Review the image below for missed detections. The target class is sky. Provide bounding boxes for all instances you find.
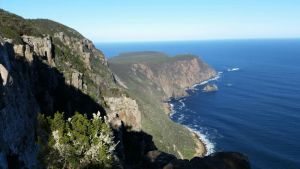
[1,0,300,42]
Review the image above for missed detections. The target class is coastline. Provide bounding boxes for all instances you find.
[164,101,207,157]
[164,75,222,157]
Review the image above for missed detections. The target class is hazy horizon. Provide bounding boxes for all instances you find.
[1,0,300,42]
[94,37,300,43]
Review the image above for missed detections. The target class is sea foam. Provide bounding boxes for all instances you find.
[227,67,240,72]
[186,126,215,155]
[192,71,222,88]
[169,101,216,156]
[178,99,186,110]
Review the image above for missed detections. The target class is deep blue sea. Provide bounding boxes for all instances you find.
[96,39,300,169]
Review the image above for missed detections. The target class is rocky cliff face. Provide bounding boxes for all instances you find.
[0,33,143,168]
[130,56,216,99]
[0,10,142,168]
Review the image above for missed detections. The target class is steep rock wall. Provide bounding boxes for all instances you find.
[0,38,39,169]
[0,31,141,168]
[131,57,216,99]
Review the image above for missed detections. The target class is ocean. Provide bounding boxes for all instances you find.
[96,39,300,169]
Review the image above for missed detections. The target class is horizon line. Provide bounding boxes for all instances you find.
[94,37,300,43]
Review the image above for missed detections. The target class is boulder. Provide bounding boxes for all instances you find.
[203,84,218,92]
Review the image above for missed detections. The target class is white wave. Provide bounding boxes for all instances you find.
[186,127,215,156]
[227,67,240,72]
[199,80,209,86]
[177,114,185,123]
[178,99,186,110]
[170,103,174,109]
[168,102,215,156]
[192,72,222,88]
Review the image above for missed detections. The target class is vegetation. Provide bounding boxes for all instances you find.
[0,9,38,43]
[0,9,83,43]
[109,52,199,159]
[37,112,116,169]
[54,40,87,73]
[109,51,198,64]
[109,51,169,64]
[0,8,123,103]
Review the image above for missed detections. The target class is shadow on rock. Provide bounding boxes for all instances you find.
[116,125,177,169]
[31,56,106,118]
[164,152,251,169]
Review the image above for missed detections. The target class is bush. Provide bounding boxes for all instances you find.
[37,112,116,169]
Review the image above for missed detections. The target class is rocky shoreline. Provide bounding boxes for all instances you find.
[165,100,207,158]
[165,77,222,158]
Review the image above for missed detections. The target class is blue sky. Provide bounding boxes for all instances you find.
[1,0,300,42]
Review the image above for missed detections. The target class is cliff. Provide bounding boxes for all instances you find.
[109,52,216,159]
[110,52,216,100]
[0,9,133,168]
[0,37,39,169]
[0,9,250,169]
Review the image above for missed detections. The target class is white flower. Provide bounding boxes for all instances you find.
[93,111,102,120]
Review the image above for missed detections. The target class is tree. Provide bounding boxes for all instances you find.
[37,112,117,169]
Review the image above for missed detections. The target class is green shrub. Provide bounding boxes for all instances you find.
[37,112,116,169]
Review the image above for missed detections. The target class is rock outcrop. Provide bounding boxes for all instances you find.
[105,96,142,131]
[11,35,55,65]
[203,84,218,92]
[54,31,106,68]
[21,35,54,64]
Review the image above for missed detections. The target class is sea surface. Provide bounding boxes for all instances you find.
[96,39,300,169]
